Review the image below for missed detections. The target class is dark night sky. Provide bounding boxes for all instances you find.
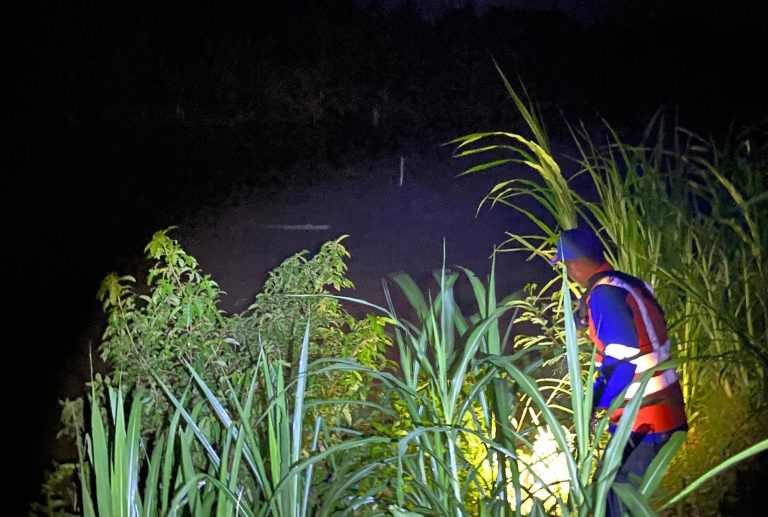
[10,0,767,511]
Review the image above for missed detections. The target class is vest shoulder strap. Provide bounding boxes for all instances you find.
[576,270,665,324]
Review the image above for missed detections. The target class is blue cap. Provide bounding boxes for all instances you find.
[550,228,605,264]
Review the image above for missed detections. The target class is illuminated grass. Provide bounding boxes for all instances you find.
[452,68,767,513]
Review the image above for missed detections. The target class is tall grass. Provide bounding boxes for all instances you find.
[452,67,768,512]
[77,321,391,516]
[313,256,704,516]
[74,257,768,515]
[568,121,767,401]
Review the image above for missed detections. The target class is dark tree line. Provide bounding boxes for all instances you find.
[21,1,766,185]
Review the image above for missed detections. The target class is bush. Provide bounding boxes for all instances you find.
[34,230,391,514]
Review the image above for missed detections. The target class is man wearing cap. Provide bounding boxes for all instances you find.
[552,227,688,515]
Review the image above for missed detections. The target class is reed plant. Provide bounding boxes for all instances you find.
[77,320,392,516]
[71,247,768,516]
[452,67,768,512]
[323,257,707,516]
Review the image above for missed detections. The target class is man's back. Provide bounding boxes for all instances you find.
[586,269,688,439]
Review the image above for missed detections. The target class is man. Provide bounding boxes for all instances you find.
[551,228,688,515]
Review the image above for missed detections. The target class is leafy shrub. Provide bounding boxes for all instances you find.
[97,228,233,431]
[232,235,393,427]
[33,230,390,514]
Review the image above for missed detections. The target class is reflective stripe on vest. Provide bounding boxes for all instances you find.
[604,340,672,373]
[625,368,679,399]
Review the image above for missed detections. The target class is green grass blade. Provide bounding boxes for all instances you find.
[301,416,322,517]
[661,438,768,509]
[110,388,127,517]
[142,433,165,517]
[492,59,549,153]
[79,454,97,517]
[220,359,270,497]
[178,404,204,513]
[560,266,589,467]
[183,359,233,429]
[204,477,257,517]
[125,395,143,516]
[149,370,221,467]
[292,318,312,511]
[458,266,487,318]
[317,463,382,516]
[448,306,509,412]
[391,272,430,321]
[228,424,247,505]
[215,422,234,517]
[268,436,390,507]
[168,473,207,517]
[161,404,184,515]
[488,359,579,501]
[460,158,516,176]
[637,431,687,497]
[612,483,656,517]
[90,385,112,517]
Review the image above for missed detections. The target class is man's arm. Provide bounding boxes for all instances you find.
[589,285,639,409]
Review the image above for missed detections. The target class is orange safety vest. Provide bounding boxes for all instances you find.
[586,271,688,435]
